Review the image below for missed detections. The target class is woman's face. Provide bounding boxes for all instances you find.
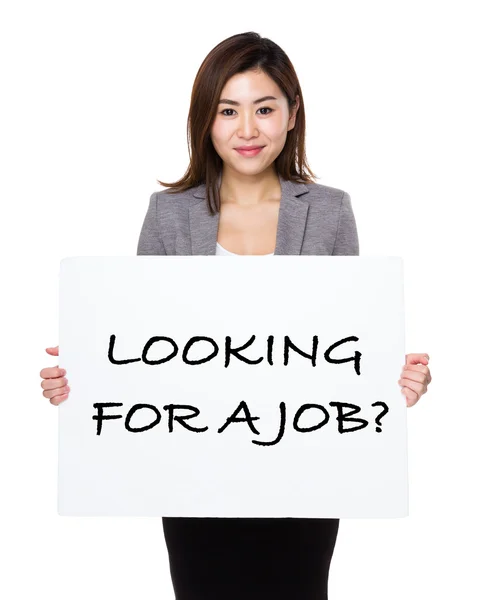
[210,70,299,175]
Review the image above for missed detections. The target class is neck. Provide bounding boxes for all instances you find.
[219,166,281,206]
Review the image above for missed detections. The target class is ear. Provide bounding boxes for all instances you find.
[288,94,300,131]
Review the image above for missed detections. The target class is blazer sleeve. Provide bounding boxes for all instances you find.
[332,191,359,256]
[136,192,167,255]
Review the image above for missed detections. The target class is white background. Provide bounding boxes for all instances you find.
[1,1,481,599]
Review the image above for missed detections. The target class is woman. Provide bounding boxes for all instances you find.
[39,32,432,600]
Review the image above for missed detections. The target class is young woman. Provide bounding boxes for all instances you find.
[39,31,432,600]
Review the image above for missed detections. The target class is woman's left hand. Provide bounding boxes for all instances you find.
[399,353,432,407]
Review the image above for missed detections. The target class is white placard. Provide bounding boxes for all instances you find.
[58,256,407,518]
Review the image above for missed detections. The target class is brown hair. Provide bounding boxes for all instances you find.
[156,31,318,215]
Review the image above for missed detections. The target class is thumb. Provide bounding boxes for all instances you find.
[405,353,429,365]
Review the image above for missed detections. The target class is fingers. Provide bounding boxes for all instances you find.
[41,375,70,404]
[404,386,420,407]
[400,368,426,383]
[49,392,69,406]
[39,365,66,379]
[41,376,68,391]
[41,345,68,404]
[399,379,427,395]
[405,353,429,362]
[42,383,70,401]
[41,375,69,398]
[401,364,431,384]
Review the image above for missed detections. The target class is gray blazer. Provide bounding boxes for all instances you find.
[137,172,359,256]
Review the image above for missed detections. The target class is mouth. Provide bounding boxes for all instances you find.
[234,146,265,156]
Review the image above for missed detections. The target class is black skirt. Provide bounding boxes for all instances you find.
[162,516,340,600]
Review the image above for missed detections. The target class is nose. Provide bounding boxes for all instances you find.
[238,113,259,138]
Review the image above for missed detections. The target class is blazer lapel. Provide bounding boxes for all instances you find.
[188,172,310,255]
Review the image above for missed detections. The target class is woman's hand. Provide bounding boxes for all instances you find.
[39,345,70,405]
[398,353,432,407]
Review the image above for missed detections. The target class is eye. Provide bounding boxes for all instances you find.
[220,107,274,116]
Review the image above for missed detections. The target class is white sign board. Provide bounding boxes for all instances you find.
[58,256,407,518]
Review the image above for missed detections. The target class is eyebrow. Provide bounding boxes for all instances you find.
[218,95,278,106]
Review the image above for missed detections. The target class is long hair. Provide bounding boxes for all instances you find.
[157,31,318,216]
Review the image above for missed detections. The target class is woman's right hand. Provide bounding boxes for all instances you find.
[40,346,70,405]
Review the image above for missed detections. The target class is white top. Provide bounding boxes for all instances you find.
[216,242,274,256]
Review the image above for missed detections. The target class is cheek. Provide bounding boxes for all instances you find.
[211,119,231,141]
[264,119,288,142]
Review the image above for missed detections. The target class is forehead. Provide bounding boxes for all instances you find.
[220,70,281,99]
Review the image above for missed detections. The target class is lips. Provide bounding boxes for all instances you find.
[235,146,265,156]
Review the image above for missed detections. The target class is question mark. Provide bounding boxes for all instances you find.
[372,401,389,432]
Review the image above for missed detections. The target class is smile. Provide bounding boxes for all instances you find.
[235,147,265,157]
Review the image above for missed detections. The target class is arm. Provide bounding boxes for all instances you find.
[331,191,359,256]
[136,192,167,255]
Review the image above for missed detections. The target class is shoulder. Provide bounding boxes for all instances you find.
[303,181,350,208]
[301,182,354,228]
[149,187,194,207]
[301,181,358,253]
[146,187,196,226]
